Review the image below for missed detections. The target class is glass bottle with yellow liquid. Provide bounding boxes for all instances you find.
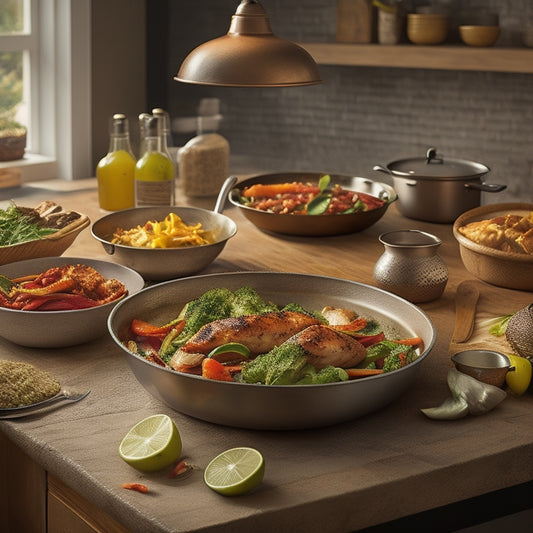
[135,114,175,206]
[96,113,136,211]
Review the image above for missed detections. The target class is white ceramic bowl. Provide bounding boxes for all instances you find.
[0,256,145,348]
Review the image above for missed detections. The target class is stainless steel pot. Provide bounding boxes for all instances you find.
[374,147,506,223]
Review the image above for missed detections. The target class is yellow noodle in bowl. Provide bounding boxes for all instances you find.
[111,213,214,249]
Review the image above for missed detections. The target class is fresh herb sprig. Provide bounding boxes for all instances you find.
[0,202,56,246]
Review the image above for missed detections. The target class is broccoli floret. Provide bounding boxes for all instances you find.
[242,343,347,385]
[242,344,307,385]
[282,302,326,323]
[162,287,279,359]
[231,286,278,316]
[382,346,418,373]
[382,353,406,372]
[297,365,349,385]
[171,288,235,347]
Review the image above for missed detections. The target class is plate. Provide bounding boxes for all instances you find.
[228,173,396,236]
[108,272,436,430]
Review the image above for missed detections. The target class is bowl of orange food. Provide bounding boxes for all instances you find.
[91,205,237,281]
[453,203,533,291]
[0,256,144,347]
[228,172,396,236]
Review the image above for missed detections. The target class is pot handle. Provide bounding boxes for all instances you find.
[214,176,239,214]
[102,242,115,255]
[373,164,391,175]
[464,182,507,193]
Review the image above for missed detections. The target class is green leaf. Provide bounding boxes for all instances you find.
[488,314,513,337]
[306,194,331,215]
[318,174,331,192]
[306,174,332,215]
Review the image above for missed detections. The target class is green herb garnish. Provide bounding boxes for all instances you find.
[0,202,56,246]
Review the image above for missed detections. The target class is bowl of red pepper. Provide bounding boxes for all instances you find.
[228,172,397,236]
[0,256,144,348]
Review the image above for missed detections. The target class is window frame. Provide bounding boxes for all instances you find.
[0,0,93,182]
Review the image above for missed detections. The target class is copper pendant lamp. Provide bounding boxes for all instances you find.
[174,0,322,87]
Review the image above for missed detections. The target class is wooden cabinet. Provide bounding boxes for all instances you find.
[298,43,533,74]
[0,432,127,533]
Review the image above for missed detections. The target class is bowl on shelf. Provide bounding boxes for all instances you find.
[459,25,500,47]
[0,256,145,348]
[407,13,449,45]
[453,203,533,291]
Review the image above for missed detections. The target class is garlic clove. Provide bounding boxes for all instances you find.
[421,368,507,420]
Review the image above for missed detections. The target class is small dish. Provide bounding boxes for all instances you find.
[451,349,511,388]
[459,25,500,47]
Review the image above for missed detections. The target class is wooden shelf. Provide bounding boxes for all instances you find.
[297,43,533,74]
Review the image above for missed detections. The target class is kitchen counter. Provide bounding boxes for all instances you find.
[1,178,533,532]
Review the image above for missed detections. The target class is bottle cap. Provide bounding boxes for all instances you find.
[110,113,128,135]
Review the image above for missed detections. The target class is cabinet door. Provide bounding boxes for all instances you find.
[48,474,128,533]
[0,431,46,533]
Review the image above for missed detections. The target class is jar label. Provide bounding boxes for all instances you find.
[135,180,173,206]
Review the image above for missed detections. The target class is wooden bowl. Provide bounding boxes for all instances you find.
[453,203,533,291]
[459,25,500,47]
[0,214,90,266]
[407,14,449,45]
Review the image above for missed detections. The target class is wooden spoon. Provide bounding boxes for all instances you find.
[450,280,480,347]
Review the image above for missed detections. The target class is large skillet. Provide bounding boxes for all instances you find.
[228,172,397,236]
[108,271,436,430]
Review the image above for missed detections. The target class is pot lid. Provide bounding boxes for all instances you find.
[387,147,490,180]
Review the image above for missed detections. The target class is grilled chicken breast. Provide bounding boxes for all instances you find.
[286,324,366,369]
[170,311,321,372]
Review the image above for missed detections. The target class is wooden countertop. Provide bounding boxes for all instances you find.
[1,178,533,532]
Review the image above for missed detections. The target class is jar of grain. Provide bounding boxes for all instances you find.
[178,116,230,197]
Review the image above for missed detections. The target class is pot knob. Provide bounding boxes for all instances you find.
[426,147,443,164]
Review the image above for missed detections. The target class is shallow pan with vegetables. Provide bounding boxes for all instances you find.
[228,172,397,236]
[108,271,435,430]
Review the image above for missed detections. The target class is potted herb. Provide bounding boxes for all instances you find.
[0,117,26,161]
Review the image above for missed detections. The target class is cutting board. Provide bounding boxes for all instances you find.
[449,281,532,356]
[336,0,376,43]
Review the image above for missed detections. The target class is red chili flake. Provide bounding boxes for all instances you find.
[169,460,191,479]
[121,482,148,493]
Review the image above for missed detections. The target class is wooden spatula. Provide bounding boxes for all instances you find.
[451,280,480,346]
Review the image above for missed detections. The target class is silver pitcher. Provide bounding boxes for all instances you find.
[374,229,448,303]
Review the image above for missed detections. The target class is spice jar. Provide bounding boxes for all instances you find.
[373,230,448,303]
[178,116,229,197]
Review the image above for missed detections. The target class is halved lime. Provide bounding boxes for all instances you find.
[204,447,264,496]
[118,414,182,472]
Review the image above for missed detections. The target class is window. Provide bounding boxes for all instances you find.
[0,0,92,182]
